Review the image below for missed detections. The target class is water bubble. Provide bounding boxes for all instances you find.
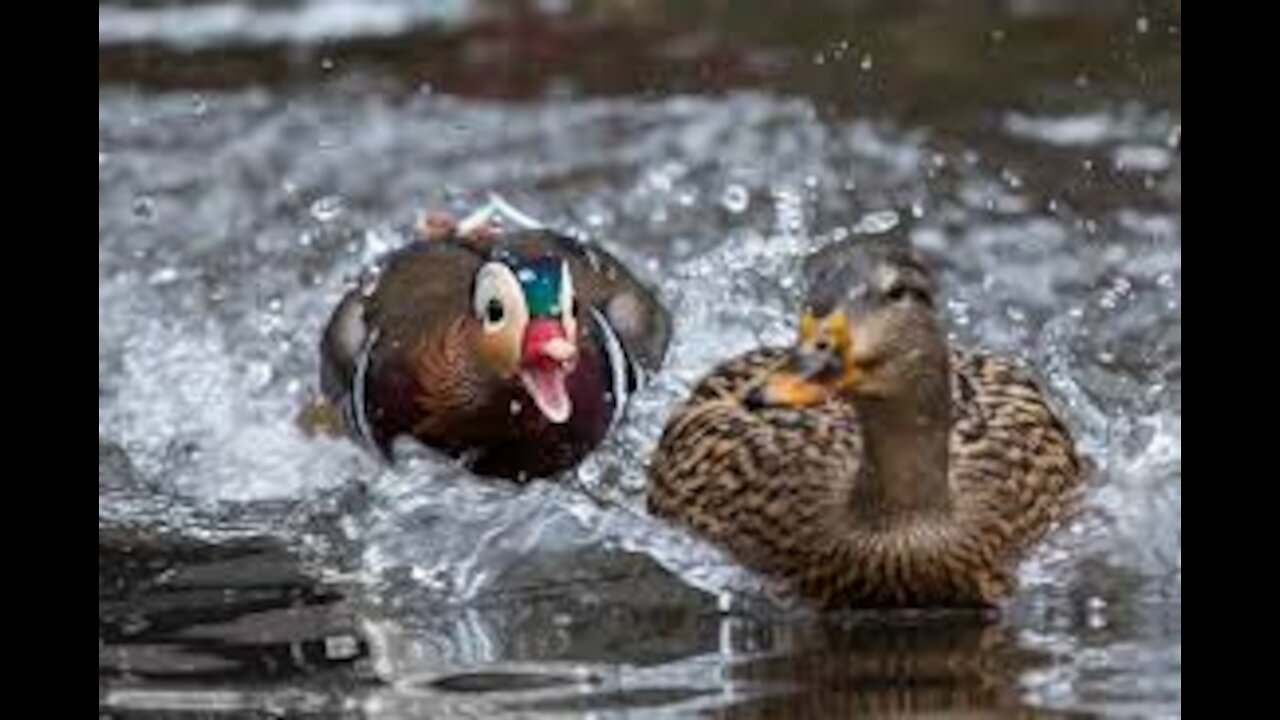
[860,54,874,72]
[910,202,926,220]
[190,94,209,118]
[321,57,336,72]
[853,210,900,235]
[720,185,751,214]
[310,196,345,224]
[509,400,523,416]
[132,196,157,222]
[1136,16,1151,34]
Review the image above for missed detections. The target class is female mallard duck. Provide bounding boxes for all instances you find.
[647,236,1084,608]
[318,201,670,480]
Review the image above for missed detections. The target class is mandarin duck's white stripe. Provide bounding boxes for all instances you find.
[590,305,635,434]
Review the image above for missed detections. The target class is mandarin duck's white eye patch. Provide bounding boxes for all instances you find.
[473,262,529,334]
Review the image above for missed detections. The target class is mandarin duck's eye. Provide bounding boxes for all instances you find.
[486,299,505,326]
[473,261,528,335]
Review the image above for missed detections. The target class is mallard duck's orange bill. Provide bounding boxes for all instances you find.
[754,372,832,409]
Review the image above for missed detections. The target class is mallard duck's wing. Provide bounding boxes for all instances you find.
[948,349,1086,550]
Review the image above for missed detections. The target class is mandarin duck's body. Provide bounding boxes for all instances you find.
[647,237,1085,608]
[320,221,669,480]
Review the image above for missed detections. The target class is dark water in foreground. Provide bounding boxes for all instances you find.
[100,1,1180,716]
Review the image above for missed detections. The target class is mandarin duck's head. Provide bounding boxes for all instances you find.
[466,250,583,424]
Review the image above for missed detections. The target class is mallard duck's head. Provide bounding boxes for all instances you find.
[750,240,946,409]
[470,253,581,424]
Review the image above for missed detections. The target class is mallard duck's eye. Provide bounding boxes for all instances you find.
[885,284,931,306]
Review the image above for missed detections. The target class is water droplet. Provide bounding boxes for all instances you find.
[721,185,751,214]
[853,210,900,235]
[321,57,335,72]
[990,29,1006,43]
[147,267,179,286]
[98,151,109,168]
[860,54,874,72]
[1156,272,1176,289]
[813,52,827,66]
[246,362,274,391]
[1166,124,1182,150]
[510,400,523,416]
[910,202,926,219]
[132,196,157,222]
[804,175,820,191]
[677,191,696,208]
[1074,74,1091,89]
[190,94,209,117]
[1136,16,1150,34]
[1097,351,1116,365]
[310,196,345,224]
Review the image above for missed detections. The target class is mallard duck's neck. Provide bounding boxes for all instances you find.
[849,359,953,523]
